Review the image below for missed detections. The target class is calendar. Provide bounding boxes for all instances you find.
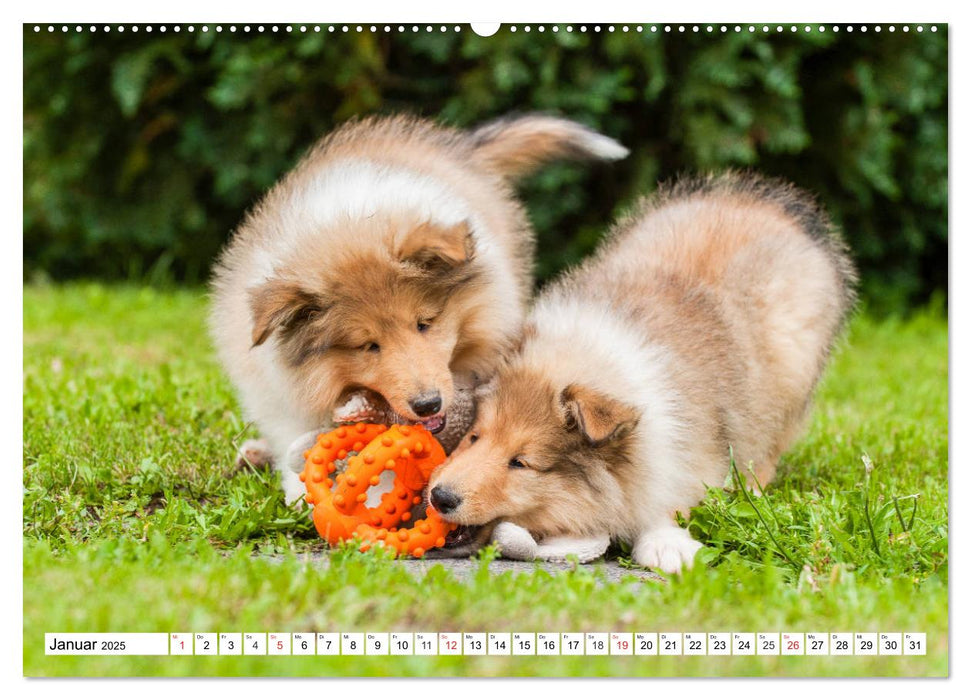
[22,15,949,683]
[45,632,928,657]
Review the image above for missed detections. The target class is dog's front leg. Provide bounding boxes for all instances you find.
[535,534,610,563]
[492,522,609,564]
[283,429,321,473]
[631,524,702,574]
[279,469,308,506]
[237,436,307,506]
[279,429,324,505]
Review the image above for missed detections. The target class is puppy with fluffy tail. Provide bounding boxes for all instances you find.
[209,114,627,502]
[428,173,857,573]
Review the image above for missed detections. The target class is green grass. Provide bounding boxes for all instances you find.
[23,283,949,677]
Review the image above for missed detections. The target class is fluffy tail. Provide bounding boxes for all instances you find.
[470,114,628,180]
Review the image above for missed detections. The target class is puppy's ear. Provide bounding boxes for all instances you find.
[560,384,640,446]
[249,279,324,347]
[398,220,474,269]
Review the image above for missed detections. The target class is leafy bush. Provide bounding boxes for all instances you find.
[24,25,947,311]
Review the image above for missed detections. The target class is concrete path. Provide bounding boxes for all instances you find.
[291,552,666,585]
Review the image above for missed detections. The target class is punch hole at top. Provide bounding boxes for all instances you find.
[471,23,500,37]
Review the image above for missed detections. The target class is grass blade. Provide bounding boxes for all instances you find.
[861,454,882,558]
[728,447,800,571]
[892,495,907,532]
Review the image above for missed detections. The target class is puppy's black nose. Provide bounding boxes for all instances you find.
[430,485,462,514]
[410,392,442,417]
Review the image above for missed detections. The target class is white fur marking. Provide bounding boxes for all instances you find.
[299,160,472,232]
[574,130,630,161]
[253,159,508,283]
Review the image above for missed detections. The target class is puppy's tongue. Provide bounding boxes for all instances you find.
[419,414,446,434]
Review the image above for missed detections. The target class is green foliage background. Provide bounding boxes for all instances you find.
[24,25,947,311]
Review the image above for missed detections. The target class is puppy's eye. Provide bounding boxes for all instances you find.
[417,319,432,333]
[508,456,528,470]
[469,433,479,444]
[362,342,380,353]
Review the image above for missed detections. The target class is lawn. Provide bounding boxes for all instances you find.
[22,283,949,677]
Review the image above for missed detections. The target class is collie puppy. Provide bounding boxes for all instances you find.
[427,173,857,572]
[209,114,627,501]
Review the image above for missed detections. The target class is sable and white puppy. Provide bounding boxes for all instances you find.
[209,114,627,502]
[428,173,857,572]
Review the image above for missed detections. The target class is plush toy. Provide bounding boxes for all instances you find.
[300,423,457,557]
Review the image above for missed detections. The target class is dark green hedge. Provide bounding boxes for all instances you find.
[24,25,947,311]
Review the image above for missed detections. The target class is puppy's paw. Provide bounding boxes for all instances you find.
[237,439,273,469]
[536,534,610,563]
[492,521,539,561]
[284,429,324,474]
[632,526,702,574]
[492,523,610,564]
[280,469,310,507]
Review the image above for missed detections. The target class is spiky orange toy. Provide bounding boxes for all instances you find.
[299,423,457,557]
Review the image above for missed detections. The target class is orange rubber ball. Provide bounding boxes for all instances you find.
[300,423,457,557]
